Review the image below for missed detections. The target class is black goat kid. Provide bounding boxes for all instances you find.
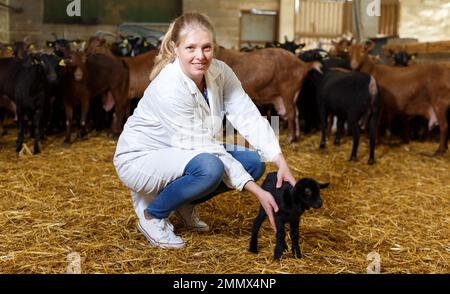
[249,172,329,260]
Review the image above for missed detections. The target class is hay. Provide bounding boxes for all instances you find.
[0,130,449,273]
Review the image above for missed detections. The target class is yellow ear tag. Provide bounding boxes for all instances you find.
[124,39,128,45]
[32,58,39,65]
[59,59,66,67]
[7,46,13,53]
[29,44,35,50]
[411,55,416,60]
[144,41,148,47]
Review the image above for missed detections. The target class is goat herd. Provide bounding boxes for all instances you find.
[0,34,449,164]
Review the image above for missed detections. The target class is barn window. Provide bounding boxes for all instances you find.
[239,10,278,49]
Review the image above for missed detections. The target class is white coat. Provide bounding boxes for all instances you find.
[114,58,281,217]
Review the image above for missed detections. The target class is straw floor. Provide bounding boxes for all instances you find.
[0,129,449,274]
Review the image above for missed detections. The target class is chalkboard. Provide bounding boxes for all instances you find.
[43,0,182,24]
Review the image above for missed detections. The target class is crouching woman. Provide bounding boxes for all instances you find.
[113,12,295,249]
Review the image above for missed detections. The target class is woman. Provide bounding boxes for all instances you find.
[114,12,296,249]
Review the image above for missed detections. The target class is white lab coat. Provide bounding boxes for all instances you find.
[114,58,281,217]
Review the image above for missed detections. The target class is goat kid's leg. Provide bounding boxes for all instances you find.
[349,122,360,162]
[289,218,301,258]
[273,218,286,260]
[249,207,267,254]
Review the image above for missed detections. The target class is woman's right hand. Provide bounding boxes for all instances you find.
[256,189,279,233]
[244,181,279,233]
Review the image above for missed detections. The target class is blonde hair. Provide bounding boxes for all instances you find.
[149,12,216,81]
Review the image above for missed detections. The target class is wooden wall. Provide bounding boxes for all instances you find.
[0,0,10,43]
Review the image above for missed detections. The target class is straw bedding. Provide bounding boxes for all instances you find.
[0,129,448,273]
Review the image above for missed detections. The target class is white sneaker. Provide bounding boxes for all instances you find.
[175,204,210,232]
[138,217,185,249]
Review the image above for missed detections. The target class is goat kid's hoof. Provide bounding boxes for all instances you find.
[349,156,357,162]
[248,247,258,254]
[368,158,375,165]
[319,143,326,149]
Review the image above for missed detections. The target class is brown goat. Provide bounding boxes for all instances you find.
[86,36,157,100]
[349,43,450,154]
[217,47,320,142]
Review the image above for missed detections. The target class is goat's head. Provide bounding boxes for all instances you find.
[292,178,329,210]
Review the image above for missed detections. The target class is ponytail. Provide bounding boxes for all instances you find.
[149,22,177,81]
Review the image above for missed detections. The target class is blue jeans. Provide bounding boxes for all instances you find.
[147,145,266,219]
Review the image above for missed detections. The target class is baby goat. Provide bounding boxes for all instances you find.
[249,172,329,260]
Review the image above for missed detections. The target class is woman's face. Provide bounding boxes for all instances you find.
[175,28,213,84]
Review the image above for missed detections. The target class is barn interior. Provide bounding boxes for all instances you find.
[0,0,449,275]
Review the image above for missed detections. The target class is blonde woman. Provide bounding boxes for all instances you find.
[114,12,296,249]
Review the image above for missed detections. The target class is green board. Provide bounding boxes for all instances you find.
[43,0,182,24]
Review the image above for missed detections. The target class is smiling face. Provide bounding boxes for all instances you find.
[175,28,213,85]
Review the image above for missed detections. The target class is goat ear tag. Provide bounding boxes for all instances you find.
[144,41,149,47]
[59,59,66,67]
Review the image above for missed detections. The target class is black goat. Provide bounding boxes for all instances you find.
[297,49,351,134]
[15,53,59,154]
[312,68,380,164]
[249,172,329,260]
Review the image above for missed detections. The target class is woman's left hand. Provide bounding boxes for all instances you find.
[274,154,296,188]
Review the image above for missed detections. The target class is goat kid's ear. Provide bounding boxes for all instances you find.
[319,182,330,189]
